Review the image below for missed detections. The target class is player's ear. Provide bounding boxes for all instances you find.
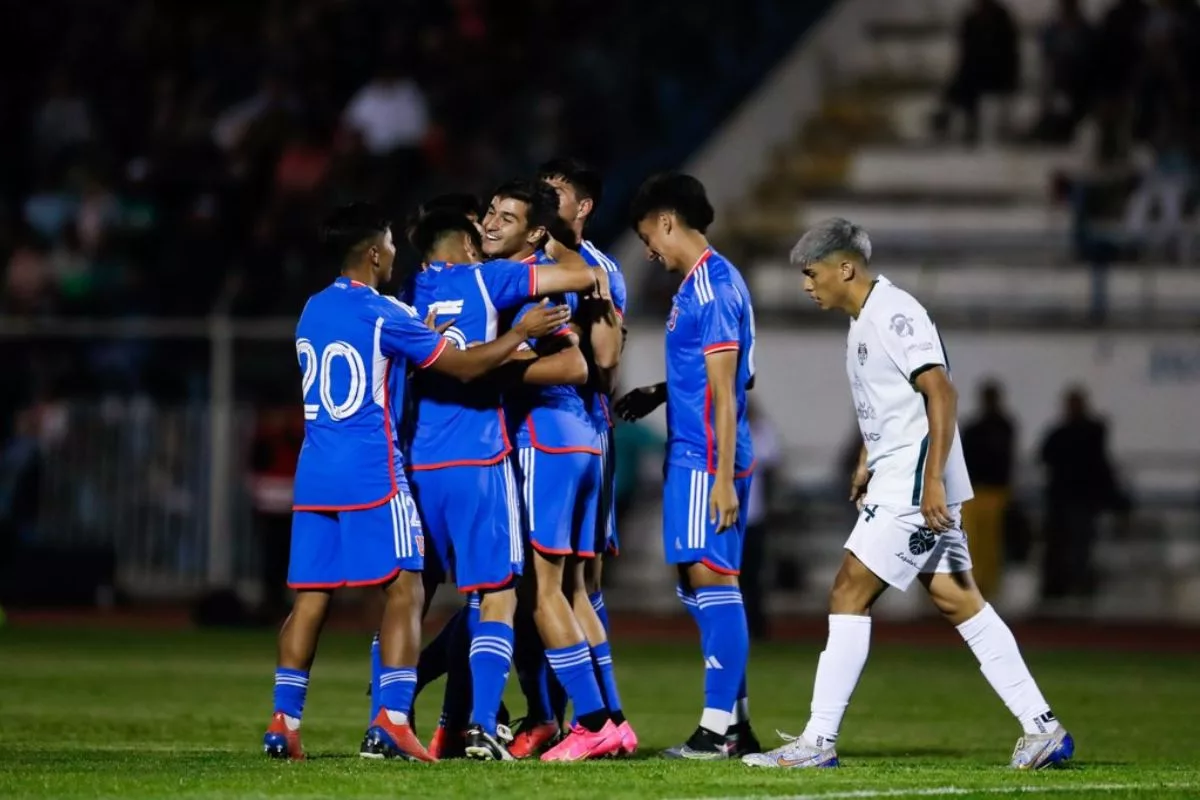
[577,197,593,222]
[528,225,547,246]
[840,259,856,282]
[660,212,673,235]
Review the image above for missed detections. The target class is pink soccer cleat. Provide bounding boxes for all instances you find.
[616,720,639,757]
[540,720,623,762]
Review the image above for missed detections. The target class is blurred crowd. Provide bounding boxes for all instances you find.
[0,0,796,323]
[936,0,1200,257]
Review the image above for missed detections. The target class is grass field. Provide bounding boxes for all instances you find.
[1,625,1198,799]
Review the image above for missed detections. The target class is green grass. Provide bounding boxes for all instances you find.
[0,626,1197,799]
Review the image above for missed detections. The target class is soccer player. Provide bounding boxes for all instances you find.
[482,179,628,761]
[263,202,570,762]
[616,173,758,760]
[537,158,634,752]
[406,209,604,761]
[537,157,627,634]
[743,218,1074,770]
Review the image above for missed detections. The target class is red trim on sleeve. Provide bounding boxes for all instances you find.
[418,338,449,369]
[529,265,538,295]
[703,341,739,355]
[612,306,625,320]
[550,327,573,337]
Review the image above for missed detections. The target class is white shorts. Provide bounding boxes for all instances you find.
[844,503,973,591]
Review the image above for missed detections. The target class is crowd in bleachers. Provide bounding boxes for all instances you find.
[938,0,1200,257]
[0,0,798,322]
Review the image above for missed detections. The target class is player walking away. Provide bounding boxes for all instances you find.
[743,218,1074,771]
[263,203,571,762]
[538,157,636,754]
[616,173,760,760]
[405,210,604,761]
[482,179,628,762]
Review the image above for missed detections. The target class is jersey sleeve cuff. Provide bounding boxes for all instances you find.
[908,362,945,385]
[418,338,449,369]
[703,341,739,355]
[528,265,538,296]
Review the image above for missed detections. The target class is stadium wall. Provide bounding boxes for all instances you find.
[621,325,1200,490]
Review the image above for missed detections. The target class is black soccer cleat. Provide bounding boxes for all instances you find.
[726,721,762,756]
[661,726,733,760]
[464,723,515,761]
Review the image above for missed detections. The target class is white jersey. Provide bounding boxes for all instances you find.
[845,275,973,508]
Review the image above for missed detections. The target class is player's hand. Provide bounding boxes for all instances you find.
[710,477,740,533]
[849,464,872,511]
[614,383,667,421]
[920,477,954,532]
[514,298,572,339]
[424,308,457,334]
[590,267,612,302]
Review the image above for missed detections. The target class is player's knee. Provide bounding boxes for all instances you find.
[828,562,879,615]
[921,571,985,624]
[479,587,517,623]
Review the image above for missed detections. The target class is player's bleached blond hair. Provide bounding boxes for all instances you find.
[789,217,872,267]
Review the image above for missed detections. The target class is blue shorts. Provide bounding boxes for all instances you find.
[410,460,523,594]
[288,488,424,589]
[662,464,753,574]
[517,446,602,557]
[596,428,619,556]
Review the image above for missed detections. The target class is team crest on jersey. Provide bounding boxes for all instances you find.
[415,534,425,557]
[857,341,868,365]
[890,314,914,337]
[667,303,680,331]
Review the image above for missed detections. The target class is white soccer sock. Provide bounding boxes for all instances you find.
[957,603,1060,736]
[801,614,872,748]
[700,708,731,734]
[731,696,749,725]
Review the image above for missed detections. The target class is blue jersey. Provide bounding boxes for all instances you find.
[579,239,626,433]
[408,259,541,469]
[504,251,598,454]
[293,277,447,510]
[664,248,756,476]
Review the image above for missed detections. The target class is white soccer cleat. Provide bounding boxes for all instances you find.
[1010,728,1075,769]
[741,731,839,769]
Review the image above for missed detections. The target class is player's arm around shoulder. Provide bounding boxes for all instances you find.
[424,299,573,383]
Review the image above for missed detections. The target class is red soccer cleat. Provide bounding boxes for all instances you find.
[263,712,305,761]
[360,710,437,762]
[508,720,560,760]
[428,724,468,760]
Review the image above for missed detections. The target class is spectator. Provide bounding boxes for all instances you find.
[342,62,431,159]
[1032,0,1097,143]
[935,0,1020,144]
[1038,386,1123,601]
[1122,122,1195,255]
[960,380,1016,601]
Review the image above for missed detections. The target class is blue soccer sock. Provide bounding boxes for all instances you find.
[274,668,309,721]
[546,641,606,731]
[378,667,417,724]
[469,621,514,736]
[369,633,382,723]
[589,590,610,633]
[591,641,624,721]
[677,584,703,631]
[694,586,749,736]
